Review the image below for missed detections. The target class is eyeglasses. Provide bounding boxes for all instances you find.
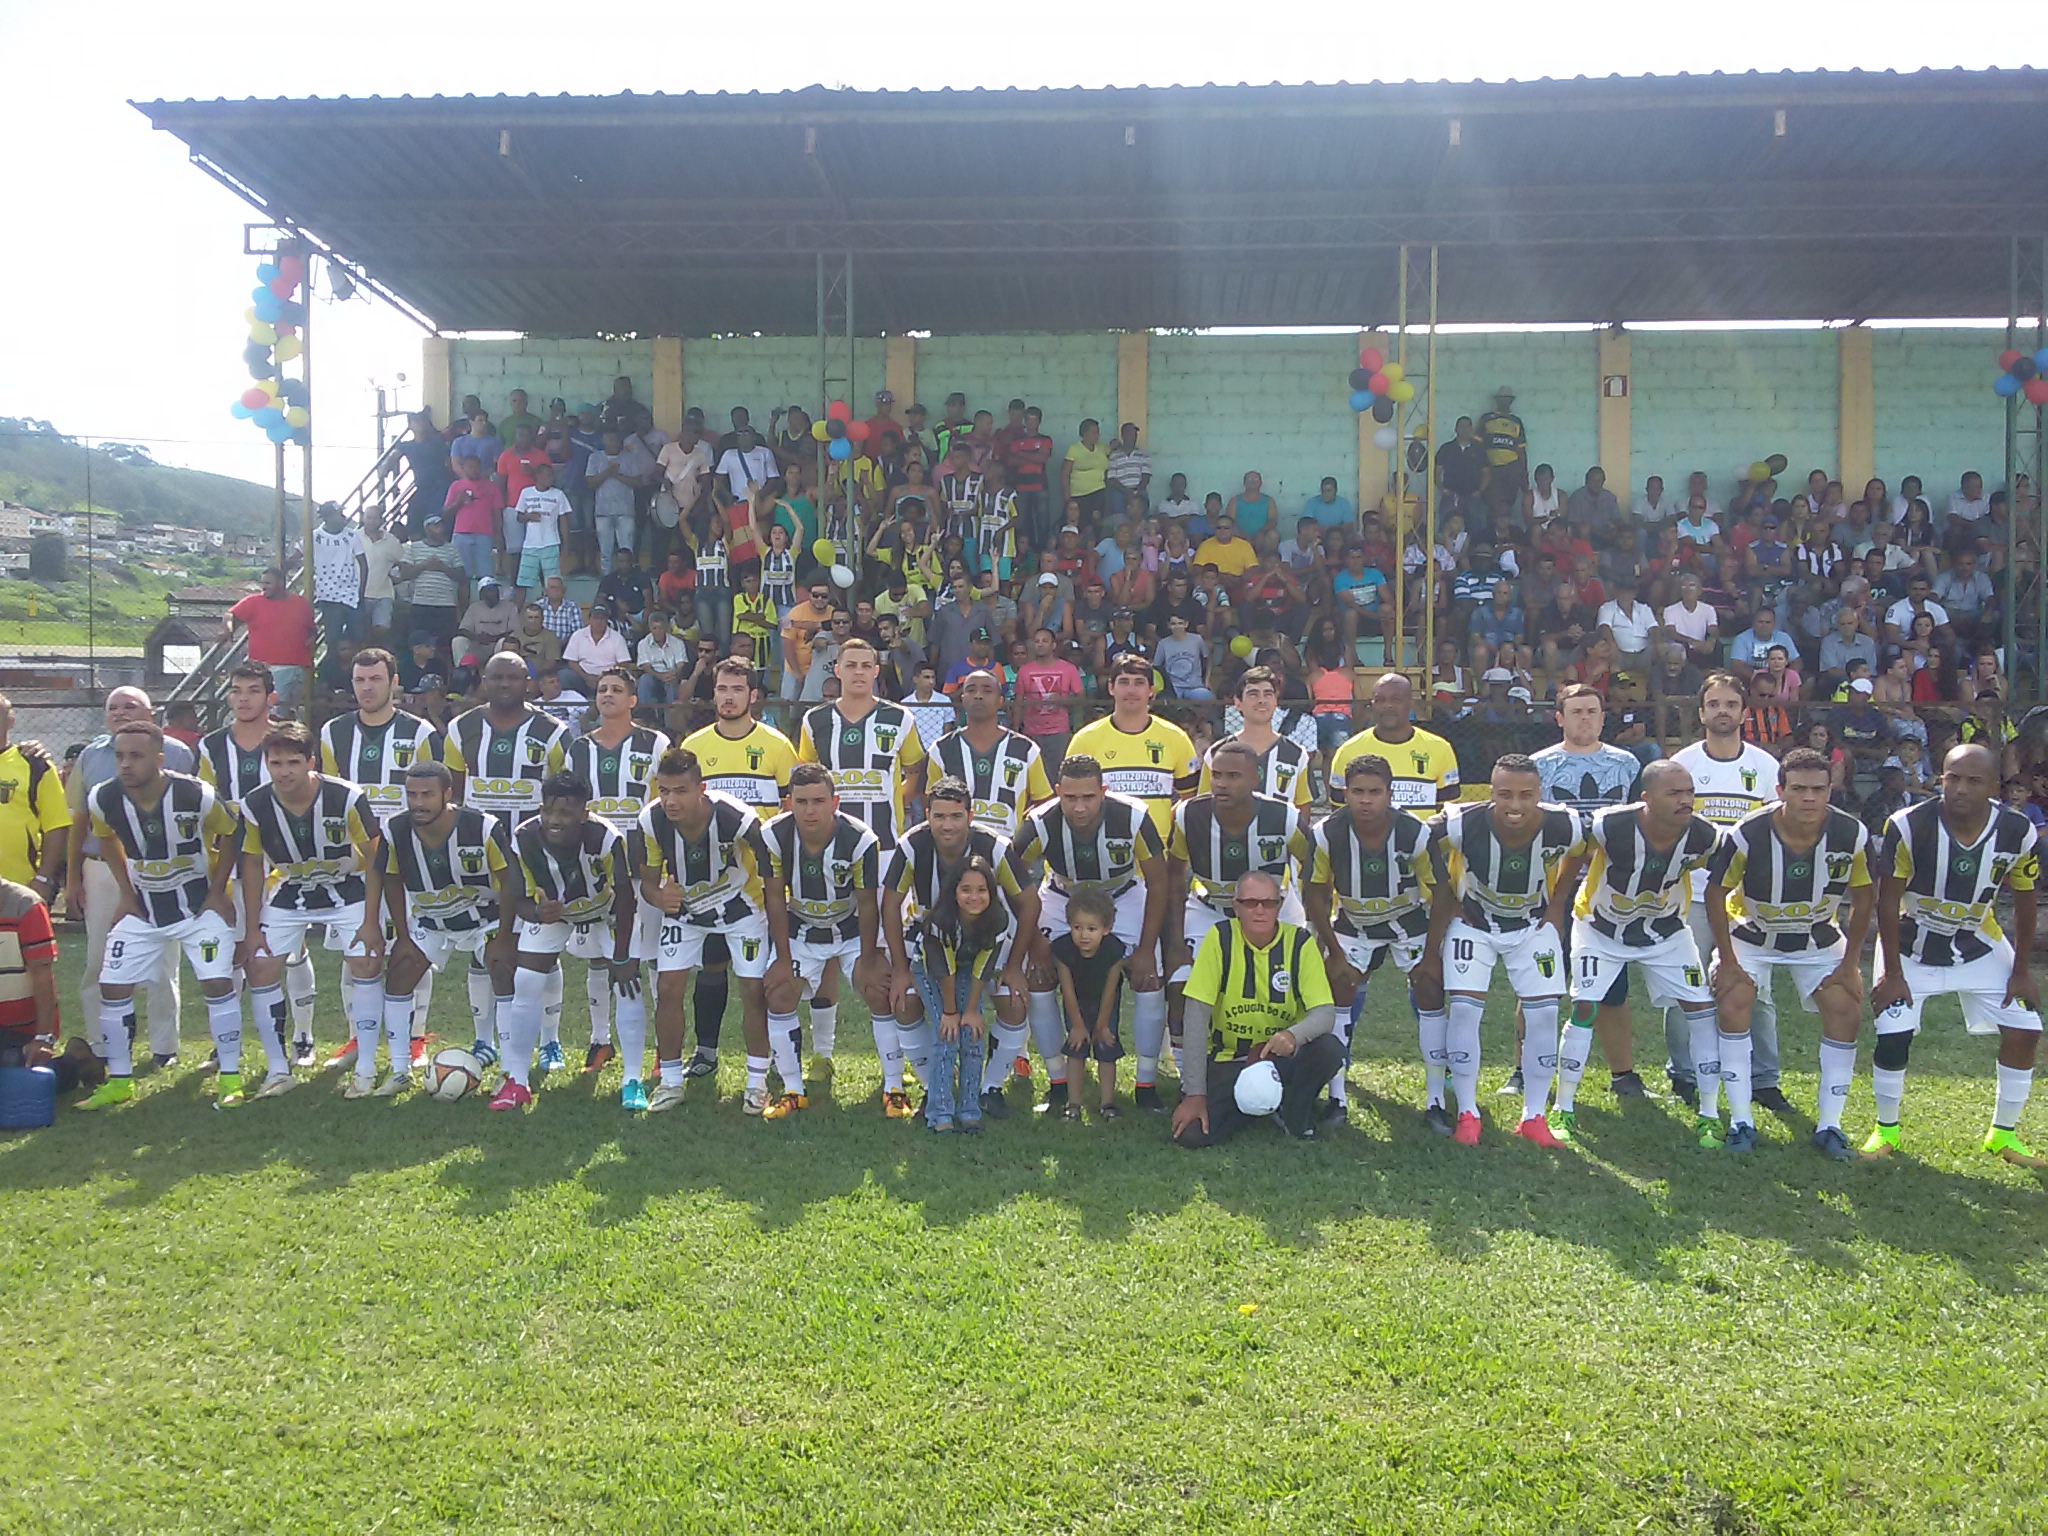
[1235,896,1280,910]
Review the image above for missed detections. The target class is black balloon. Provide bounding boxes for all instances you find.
[277,380,309,408]
[2017,357,2040,382]
[290,426,312,448]
[1371,397,1396,422]
[826,418,846,439]
[1349,367,1373,391]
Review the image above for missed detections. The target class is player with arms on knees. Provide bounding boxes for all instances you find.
[1702,747,1873,1158]
[638,747,773,1114]
[380,759,517,1075]
[1553,761,1724,1147]
[1302,754,1437,1125]
[1010,753,1169,1116]
[759,764,891,1119]
[77,722,247,1111]
[492,772,638,1112]
[1422,754,1584,1145]
[1867,742,2045,1165]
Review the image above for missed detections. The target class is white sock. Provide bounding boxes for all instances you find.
[1720,1029,1753,1127]
[873,1013,904,1091]
[382,992,413,1080]
[1416,1005,1450,1109]
[982,1021,1027,1094]
[505,969,547,1087]
[1871,1063,1906,1125]
[1520,1000,1560,1123]
[808,999,837,1059]
[614,989,647,1084]
[1133,988,1166,1087]
[489,993,512,1059]
[100,997,133,1077]
[768,1009,805,1093]
[352,978,385,1081]
[412,967,436,1038]
[1445,994,1483,1115]
[286,952,316,1037]
[1028,988,1067,1084]
[1326,999,1355,1106]
[896,1016,935,1086]
[746,1054,771,1093]
[658,1056,685,1089]
[586,966,614,1046]
[466,965,496,1049]
[249,984,290,1076]
[1994,1063,2033,1130]
[1689,1009,1723,1119]
[1554,1020,1594,1112]
[205,993,244,1076]
[1816,1037,1856,1132]
[540,967,563,1047]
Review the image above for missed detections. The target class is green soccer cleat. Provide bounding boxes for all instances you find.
[621,1079,650,1113]
[214,1072,245,1110]
[1544,1108,1577,1145]
[78,1078,133,1111]
[1984,1127,2048,1168]
[1695,1115,1725,1150]
[1861,1122,1902,1159]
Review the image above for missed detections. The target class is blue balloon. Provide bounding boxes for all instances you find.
[229,401,253,419]
[1348,389,1374,412]
[255,263,280,283]
[253,296,282,322]
[253,406,284,427]
[266,420,294,444]
[2035,348,2048,373]
[1995,372,2022,398]
[828,436,853,461]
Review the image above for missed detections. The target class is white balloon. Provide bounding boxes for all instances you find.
[1373,425,1398,451]
[830,563,855,588]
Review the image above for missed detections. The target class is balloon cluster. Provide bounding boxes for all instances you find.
[227,254,311,445]
[810,537,856,589]
[1993,347,2048,406]
[811,399,871,461]
[1347,345,1415,452]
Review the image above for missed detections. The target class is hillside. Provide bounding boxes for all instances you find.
[0,417,300,534]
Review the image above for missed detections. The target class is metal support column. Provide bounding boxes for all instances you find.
[2006,235,2047,700]
[1391,245,1439,686]
[816,252,856,419]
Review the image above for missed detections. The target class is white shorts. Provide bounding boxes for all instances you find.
[414,921,498,971]
[1041,882,1149,957]
[262,901,373,960]
[1444,916,1567,999]
[659,908,772,978]
[1875,942,2043,1037]
[1721,938,1846,1014]
[101,909,236,987]
[1570,919,1710,1009]
[1339,931,1425,978]
[519,914,623,962]
[790,932,864,994]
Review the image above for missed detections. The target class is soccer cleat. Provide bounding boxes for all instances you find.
[1515,1114,1563,1148]
[324,1040,359,1071]
[1496,1068,1524,1096]
[762,1092,809,1120]
[214,1072,245,1109]
[1669,1074,1699,1110]
[537,1041,566,1076]
[1034,1080,1070,1116]
[979,1088,1012,1121]
[343,1076,377,1101]
[620,1079,650,1113]
[1695,1115,1725,1150]
[647,1082,688,1113]
[149,1052,178,1070]
[411,1035,433,1069]
[1723,1122,1760,1153]
[1861,1123,1901,1159]
[742,1084,769,1116]
[584,1042,616,1074]
[255,1071,298,1100]
[79,1077,133,1111]
[372,1073,411,1098]
[1545,1108,1577,1145]
[1810,1126,1854,1161]
[488,1079,533,1112]
[1984,1127,2048,1168]
[682,1047,719,1080]
[1318,1096,1348,1126]
[1609,1071,1650,1099]
[1134,1084,1167,1115]
[1752,1085,1796,1115]
[291,1036,316,1069]
[468,1039,499,1069]
[1452,1111,1482,1146]
[809,1056,835,1084]
[1422,1103,1456,1138]
[1062,1100,1083,1122]
[882,1090,915,1120]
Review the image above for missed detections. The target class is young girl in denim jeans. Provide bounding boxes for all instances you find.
[916,855,1015,1134]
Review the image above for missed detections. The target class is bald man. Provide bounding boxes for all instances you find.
[1329,674,1461,812]
[66,687,197,1064]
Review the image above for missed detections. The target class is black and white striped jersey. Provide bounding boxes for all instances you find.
[444,706,570,833]
[565,727,671,832]
[796,701,927,844]
[760,809,881,944]
[87,773,240,927]
[1880,800,2039,966]
[195,726,270,809]
[384,807,509,933]
[1573,805,1722,946]
[320,710,444,827]
[1008,791,1162,899]
[928,727,1050,840]
[513,816,626,926]
[1200,734,1314,808]
[1707,805,1870,954]
[1167,794,1306,913]
[884,822,1022,917]
[635,790,765,927]
[1307,808,1435,942]
[239,777,380,913]
[1428,802,1585,935]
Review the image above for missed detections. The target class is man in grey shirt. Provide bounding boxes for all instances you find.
[1565,465,1622,532]
[1817,606,1878,684]
[1171,871,1343,1146]
[927,576,995,685]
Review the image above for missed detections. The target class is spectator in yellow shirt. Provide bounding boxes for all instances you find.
[1195,515,1260,588]
[0,695,66,894]
[1060,418,1112,528]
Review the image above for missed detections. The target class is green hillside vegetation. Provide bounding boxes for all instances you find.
[0,557,245,647]
[0,417,299,534]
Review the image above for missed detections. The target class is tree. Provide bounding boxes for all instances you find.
[29,531,67,583]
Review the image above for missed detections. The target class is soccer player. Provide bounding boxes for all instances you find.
[321,646,445,1070]
[1554,761,1724,1147]
[492,772,638,1112]
[1302,754,1438,1124]
[1330,673,1460,810]
[880,776,1038,1119]
[77,722,247,1110]
[236,724,389,1095]
[1702,747,1873,1158]
[381,759,517,1072]
[1668,673,1783,1109]
[638,747,773,1114]
[1422,755,1584,1145]
[759,764,890,1119]
[1010,754,1169,1115]
[928,668,1051,841]
[680,658,797,1080]
[1868,742,2045,1165]
[1198,666,1314,811]
[564,667,670,1073]
[1065,656,1200,843]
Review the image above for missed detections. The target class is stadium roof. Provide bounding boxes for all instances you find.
[138,70,2048,336]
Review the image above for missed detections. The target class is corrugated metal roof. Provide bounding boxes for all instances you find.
[138,71,2048,333]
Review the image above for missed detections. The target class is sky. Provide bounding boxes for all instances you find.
[0,0,2037,501]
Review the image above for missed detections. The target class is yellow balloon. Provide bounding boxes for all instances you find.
[811,421,831,442]
[1380,362,1405,384]
[275,335,303,361]
[1229,635,1254,659]
[257,379,281,398]
[812,538,837,564]
[284,407,310,429]
[1390,381,1416,403]
[248,322,277,345]
[243,306,257,323]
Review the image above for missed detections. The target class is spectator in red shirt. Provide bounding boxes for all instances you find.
[496,425,551,521]
[220,569,316,706]
[0,878,58,1057]
[1013,626,1085,771]
[1005,405,1055,552]
[864,390,906,455]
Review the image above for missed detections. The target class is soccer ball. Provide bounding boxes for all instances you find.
[426,1048,484,1103]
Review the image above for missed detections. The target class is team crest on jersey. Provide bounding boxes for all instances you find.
[363,743,382,764]
[1953,853,1978,878]
[1740,768,1758,792]
[1277,765,1298,790]
[1535,951,1556,979]
[746,746,764,770]
[1683,965,1703,987]
[459,849,486,876]
[1412,752,1429,775]
[1258,837,1286,863]
[199,938,220,963]
[174,811,199,841]
[525,736,547,766]
[1147,742,1163,764]
[1001,758,1022,787]
[629,754,652,782]
[829,859,853,887]
[323,817,347,845]
[1271,968,1292,996]
[876,725,899,753]
[741,937,761,961]
[1826,852,1853,881]
[1991,857,2014,885]
[1106,839,1133,865]
[392,742,415,768]
[841,726,864,749]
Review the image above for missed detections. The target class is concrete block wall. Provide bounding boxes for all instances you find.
[1148,333,1359,514]
[1629,330,1838,503]
[449,338,655,420]
[682,336,886,430]
[1873,328,2007,506]
[1430,331,1599,491]
[916,334,1118,457]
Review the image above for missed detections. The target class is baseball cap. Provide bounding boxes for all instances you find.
[1038,573,1059,587]
[1432,681,1464,696]
[1112,606,1135,620]
[1508,685,1534,703]
[1850,678,1874,695]
[875,389,893,402]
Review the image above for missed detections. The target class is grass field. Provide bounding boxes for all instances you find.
[4,943,2046,1534]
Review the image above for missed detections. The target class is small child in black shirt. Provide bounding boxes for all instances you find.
[1051,889,1129,1121]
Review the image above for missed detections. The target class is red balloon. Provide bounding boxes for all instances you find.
[240,387,269,409]
[2026,378,2048,406]
[275,324,296,338]
[1359,346,1384,372]
[1999,349,2024,372]
[845,419,870,444]
[1367,371,1391,395]
[826,399,852,423]
[279,255,307,282]
[268,276,295,299]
